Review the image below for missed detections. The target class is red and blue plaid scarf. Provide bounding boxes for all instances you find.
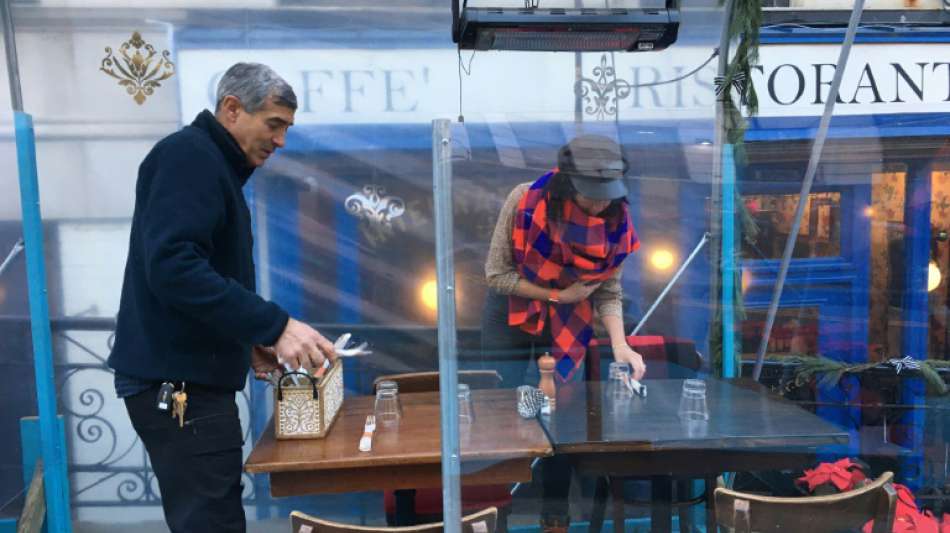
[508,171,640,382]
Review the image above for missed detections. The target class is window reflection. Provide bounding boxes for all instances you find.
[742,192,841,260]
[741,307,819,357]
[870,171,906,361]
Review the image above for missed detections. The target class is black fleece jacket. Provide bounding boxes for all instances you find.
[108,110,289,391]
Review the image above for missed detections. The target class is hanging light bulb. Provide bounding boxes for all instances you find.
[649,249,675,271]
[928,261,942,292]
[421,278,438,312]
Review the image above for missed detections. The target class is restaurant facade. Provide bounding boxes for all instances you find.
[1,0,949,530]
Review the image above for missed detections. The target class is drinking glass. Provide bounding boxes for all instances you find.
[458,383,475,424]
[375,387,401,426]
[377,380,398,395]
[677,379,709,421]
[607,361,632,401]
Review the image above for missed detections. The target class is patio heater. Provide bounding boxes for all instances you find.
[452,0,680,52]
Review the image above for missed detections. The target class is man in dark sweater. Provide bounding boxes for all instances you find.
[108,62,334,532]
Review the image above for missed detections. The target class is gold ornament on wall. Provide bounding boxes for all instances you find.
[100,31,175,105]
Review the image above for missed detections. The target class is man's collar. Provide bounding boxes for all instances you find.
[191,109,254,185]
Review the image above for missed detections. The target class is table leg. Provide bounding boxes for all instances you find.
[650,477,672,533]
[611,477,625,533]
[589,476,608,533]
[394,489,417,526]
[676,479,692,532]
[705,476,718,533]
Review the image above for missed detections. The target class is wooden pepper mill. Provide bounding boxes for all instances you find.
[538,352,557,412]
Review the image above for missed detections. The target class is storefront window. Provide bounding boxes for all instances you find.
[742,192,842,260]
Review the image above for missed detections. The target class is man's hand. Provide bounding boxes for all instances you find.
[273,318,336,372]
[251,345,280,381]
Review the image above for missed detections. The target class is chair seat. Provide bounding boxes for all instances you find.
[385,486,513,517]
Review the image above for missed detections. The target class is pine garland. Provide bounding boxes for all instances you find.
[712,0,763,378]
[761,355,950,396]
[719,0,762,164]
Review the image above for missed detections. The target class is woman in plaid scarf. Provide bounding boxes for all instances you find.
[480,134,645,532]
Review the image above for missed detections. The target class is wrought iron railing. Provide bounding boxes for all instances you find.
[1,315,481,512]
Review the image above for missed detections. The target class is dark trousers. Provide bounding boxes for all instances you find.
[124,384,245,533]
[478,290,573,521]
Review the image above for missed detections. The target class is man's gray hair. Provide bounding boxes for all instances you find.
[215,62,297,113]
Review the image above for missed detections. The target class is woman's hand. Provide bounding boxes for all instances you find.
[613,343,646,381]
[559,281,601,304]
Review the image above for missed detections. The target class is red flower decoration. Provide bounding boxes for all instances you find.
[863,484,942,533]
[797,458,868,493]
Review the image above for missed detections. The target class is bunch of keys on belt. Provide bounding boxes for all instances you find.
[157,382,188,427]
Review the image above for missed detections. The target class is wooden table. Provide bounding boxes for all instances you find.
[539,378,850,532]
[245,388,553,497]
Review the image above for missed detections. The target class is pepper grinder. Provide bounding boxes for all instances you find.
[538,352,556,412]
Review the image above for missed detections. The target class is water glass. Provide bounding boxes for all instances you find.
[677,379,709,421]
[375,387,401,426]
[607,361,632,402]
[377,380,398,394]
[458,383,475,424]
[608,361,631,381]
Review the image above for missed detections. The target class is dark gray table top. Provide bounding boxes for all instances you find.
[539,378,850,454]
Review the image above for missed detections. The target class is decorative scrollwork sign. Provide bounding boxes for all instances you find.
[100,31,175,105]
[574,55,632,121]
[345,185,406,227]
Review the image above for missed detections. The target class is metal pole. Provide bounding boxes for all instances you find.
[752,0,866,382]
[1,0,23,112]
[3,0,73,528]
[433,118,462,533]
[721,145,737,377]
[0,237,24,278]
[631,233,709,337]
[709,0,735,363]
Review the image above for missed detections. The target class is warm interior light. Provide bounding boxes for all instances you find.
[741,269,752,294]
[928,261,942,292]
[863,206,874,218]
[650,249,675,271]
[421,279,438,312]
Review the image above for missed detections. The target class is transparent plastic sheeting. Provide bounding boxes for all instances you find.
[0,0,947,529]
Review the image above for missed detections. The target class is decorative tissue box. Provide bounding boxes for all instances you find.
[274,360,344,440]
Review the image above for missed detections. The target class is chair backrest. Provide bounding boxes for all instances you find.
[290,506,498,533]
[373,370,502,394]
[714,471,897,533]
[586,336,702,380]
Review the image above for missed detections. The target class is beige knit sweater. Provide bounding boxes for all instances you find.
[484,182,624,319]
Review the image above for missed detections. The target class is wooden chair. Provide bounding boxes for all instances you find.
[291,507,498,533]
[372,371,510,531]
[372,370,502,394]
[714,471,897,533]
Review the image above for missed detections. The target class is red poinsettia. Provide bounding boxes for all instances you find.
[797,460,950,533]
[797,458,868,494]
[862,484,946,533]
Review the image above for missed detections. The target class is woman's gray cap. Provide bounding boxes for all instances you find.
[557,134,629,201]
